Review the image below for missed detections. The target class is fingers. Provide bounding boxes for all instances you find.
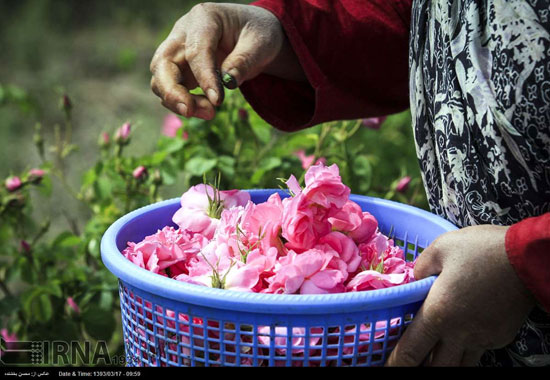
[150,6,222,120]
[151,58,216,120]
[385,306,439,366]
[413,236,446,280]
[151,3,285,119]
[185,23,224,106]
[220,25,281,87]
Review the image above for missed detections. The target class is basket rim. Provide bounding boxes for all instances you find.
[101,190,457,315]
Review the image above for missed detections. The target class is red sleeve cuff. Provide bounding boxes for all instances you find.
[505,213,550,312]
[241,0,412,132]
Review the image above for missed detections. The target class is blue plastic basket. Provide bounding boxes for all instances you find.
[101,190,457,367]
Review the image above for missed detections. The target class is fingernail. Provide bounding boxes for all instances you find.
[176,103,187,116]
[206,88,219,105]
[221,70,238,90]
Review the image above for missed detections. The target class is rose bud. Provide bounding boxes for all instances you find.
[99,132,110,148]
[238,108,249,122]
[60,94,72,113]
[5,176,22,192]
[66,297,80,314]
[20,240,31,253]
[132,165,148,181]
[396,176,412,193]
[115,122,131,144]
[361,116,387,130]
[28,169,45,184]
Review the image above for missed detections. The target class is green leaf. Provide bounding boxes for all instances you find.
[82,306,116,341]
[23,289,53,323]
[17,257,37,284]
[150,151,168,166]
[250,157,282,185]
[157,136,185,154]
[259,156,282,171]
[52,231,81,248]
[36,175,53,197]
[81,163,102,188]
[98,291,113,311]
[353,155,373,192]
[250,123,271,144]
[87,238,100,259]
[184,157,217,177]
[94,177,113,201]
[217,155,235,178]
[40,282,63,298]
[284,133,318,152]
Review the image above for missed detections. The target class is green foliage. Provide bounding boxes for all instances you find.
[0,88,427,366]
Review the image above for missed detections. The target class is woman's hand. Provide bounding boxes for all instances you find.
[150,3,304,120]
[386,225,536,366]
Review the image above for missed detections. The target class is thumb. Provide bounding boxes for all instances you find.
[220,28,281,89]
[414,238,445,280]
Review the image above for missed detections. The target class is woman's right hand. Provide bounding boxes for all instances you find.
[150,2,305,120]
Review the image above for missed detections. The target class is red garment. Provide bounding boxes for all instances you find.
[242,0,412,132]
[243,0,550,311]
[506,214,550,312]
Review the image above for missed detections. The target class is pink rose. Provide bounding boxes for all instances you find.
[123,226,208,275]
[281,193,328,252]
[358,232,390,269]
[316,231,361,275]
[327,200,364,234]
[180,241,260,291]
[266,249,346,294]
[303,163,350,209]
[172,184,250,239]
[238,193,284,254]
[328,200,378,244]
[350,212,378,244]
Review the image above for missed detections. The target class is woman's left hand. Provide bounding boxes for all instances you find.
[386,225,536,366]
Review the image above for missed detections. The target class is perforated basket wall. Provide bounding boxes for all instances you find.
[101,190,457,367]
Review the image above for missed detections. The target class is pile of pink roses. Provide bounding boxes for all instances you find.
[123,163,415,294]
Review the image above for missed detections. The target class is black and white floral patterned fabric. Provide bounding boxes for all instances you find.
[409,0,550,366]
